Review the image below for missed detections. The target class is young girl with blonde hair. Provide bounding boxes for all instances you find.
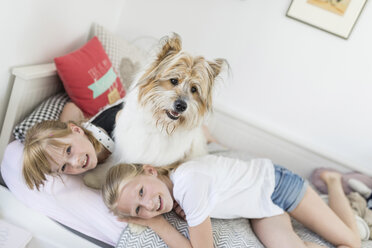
[23,101,122,190]
[102,155,361,248]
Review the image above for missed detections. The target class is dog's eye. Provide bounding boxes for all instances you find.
[191,86,198,93]
[170,78,178,85]
[66,146,71,155]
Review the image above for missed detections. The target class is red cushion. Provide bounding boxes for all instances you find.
[54,36,125,116]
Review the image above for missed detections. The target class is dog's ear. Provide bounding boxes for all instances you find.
[208,58,227,79]
[157,33,182,62]
[136,33,182,87]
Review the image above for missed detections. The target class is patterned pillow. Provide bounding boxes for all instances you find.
[12,92,70,142]
[117,211,332,248]
[54,36,126,117]
[90,23,149,90]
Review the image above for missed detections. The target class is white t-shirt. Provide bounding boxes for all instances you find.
[170,155,284,227]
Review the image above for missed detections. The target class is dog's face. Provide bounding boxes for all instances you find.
[137,33,226,134]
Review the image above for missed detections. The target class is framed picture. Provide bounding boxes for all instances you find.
[287,0,368,39]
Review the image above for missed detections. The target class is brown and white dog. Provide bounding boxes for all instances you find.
[84,33,226,189]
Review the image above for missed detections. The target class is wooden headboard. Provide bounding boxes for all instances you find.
[0,63,62,163]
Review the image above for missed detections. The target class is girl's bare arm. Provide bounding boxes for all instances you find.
[188,217,214,248]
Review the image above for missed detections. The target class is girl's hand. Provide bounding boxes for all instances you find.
[173,200,186,220]
[118,215,165,228]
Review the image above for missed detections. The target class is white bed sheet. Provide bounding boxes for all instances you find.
[0,140,126,246]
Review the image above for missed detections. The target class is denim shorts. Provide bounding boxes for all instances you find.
[271,165,308,212]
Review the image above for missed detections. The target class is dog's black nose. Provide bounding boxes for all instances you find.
[174,99,187,112]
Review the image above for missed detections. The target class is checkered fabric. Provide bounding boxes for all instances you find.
[91,23,148,90]
[13,92,70,142]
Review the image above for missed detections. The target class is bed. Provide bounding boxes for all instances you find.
[1,63,372,248]
[1,24,371,247]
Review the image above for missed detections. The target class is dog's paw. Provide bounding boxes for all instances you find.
[83,171,105,190]
[128,223,147,234]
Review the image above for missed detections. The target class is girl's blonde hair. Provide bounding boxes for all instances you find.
[102,163,176,218]
[22,120,102,190]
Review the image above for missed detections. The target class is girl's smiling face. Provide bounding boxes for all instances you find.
[46,124,98,174]
[116,165,174,219]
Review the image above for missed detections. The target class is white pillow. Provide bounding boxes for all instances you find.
[1,140,126,246]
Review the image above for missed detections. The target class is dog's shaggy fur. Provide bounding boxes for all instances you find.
[83,33,226,189]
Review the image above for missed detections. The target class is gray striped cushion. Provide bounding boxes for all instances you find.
[116,211,335,248]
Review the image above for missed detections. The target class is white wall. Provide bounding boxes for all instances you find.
[116,0,372,172]
[1,0,371,173]
[0,0,126,133]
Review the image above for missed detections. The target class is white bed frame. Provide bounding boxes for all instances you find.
[0,63,62,163]
[0,63,364,180]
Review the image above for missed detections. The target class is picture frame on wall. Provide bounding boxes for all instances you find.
[287,0,368,39]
